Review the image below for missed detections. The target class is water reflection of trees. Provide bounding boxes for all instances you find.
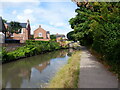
[2,49,69,88]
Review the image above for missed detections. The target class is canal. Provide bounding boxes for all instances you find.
[2,49,74,88]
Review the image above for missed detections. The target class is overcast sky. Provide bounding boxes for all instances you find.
[0,0,77,35]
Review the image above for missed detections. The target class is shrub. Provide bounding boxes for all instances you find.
[2,40,63,63]
[35,37,43,39]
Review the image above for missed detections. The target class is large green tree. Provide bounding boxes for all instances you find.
[69,1,120,76]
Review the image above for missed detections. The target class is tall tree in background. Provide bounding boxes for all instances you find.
[2,19,22,38]
[50,35,56,41]
[9,21,22,34]
[67,31,76,41]
[7,21,22,38]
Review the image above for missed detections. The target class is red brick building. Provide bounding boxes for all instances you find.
[34,25,50,41]
[5,20,31,43]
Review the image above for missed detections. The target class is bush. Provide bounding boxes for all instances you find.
[35,37,43,39]
[2,40,62,63]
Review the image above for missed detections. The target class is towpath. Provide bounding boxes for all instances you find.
[78,46,119,88]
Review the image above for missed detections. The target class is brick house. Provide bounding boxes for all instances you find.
[54,33,66,42]
[34,25,50,41]
[5,20,31,43]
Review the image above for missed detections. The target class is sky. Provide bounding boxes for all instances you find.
[0,0,77,35]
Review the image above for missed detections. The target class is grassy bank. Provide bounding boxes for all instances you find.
[48,51,81,88]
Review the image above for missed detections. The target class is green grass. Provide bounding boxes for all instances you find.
[48,51,81,88]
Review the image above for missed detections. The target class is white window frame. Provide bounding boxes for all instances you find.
[38,33,42,37]
[21,28,23,34]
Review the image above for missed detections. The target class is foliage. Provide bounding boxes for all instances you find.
[2,19,7,23]
[2,47,7,62]
[48,51,81,88]
[50,35,56,39]
[2,40,65,63]
[35,37,43,39]
[9,21,22,34]
[50,35,56,41]
[67,31,76,41]
[69,2,120,76]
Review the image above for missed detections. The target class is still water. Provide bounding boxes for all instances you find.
[2,49,74,88]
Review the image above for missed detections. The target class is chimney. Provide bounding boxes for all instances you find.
[27,19,30,24]
[39,25,41,28]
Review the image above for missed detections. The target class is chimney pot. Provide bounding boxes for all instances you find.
[39,25,41,28]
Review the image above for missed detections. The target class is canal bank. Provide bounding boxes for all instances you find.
[2,49,74,88]
[48,51,81,88]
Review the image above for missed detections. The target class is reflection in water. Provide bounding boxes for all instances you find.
[2,49,72,88]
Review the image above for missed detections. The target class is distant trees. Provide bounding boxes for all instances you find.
[2,20,22,38]
[50,35,56,41]
[2,19,7,23]
[67,31,76,41]
[9,21,22,34]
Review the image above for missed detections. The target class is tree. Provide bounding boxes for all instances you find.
[2,19,7,23]
[6,21,22,38]
[50,35,56,41]
[69,1,120,76]
[9,21,22,34]
[67,31,75,41]
[50,35,56,39]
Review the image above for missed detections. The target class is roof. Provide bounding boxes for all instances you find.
[34,27,47,32]
[47,31,50,34]
[0,17,6,32]
[53,34,65,38]
[6,23,27,28]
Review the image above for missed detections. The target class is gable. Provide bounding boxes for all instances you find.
[34,28,47,33]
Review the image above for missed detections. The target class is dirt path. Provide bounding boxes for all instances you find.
[78,46,118,88]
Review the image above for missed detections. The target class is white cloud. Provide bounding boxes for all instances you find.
[12,10,17,15]
[0,0,71,2]
[49,22,65,27]
[24,9,33,14]
[0,0,40,2]
[16,14,36,23]
[2,2,77,35]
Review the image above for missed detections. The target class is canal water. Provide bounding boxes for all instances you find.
[2,49,74,88]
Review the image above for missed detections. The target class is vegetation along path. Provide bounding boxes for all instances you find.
[78,46,118,88]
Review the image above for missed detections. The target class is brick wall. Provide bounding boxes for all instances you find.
[34,27,47,39]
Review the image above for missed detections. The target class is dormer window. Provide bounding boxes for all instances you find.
[38,33,42,37]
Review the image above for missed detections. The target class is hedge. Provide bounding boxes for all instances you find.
[2,40,66,63]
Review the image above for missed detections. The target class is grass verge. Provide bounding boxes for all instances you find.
[48,51,81,88]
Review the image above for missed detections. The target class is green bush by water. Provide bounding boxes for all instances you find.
[2,40,64,63]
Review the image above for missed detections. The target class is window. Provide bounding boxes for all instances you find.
[21,29,23,34]
[38,33,42,37]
